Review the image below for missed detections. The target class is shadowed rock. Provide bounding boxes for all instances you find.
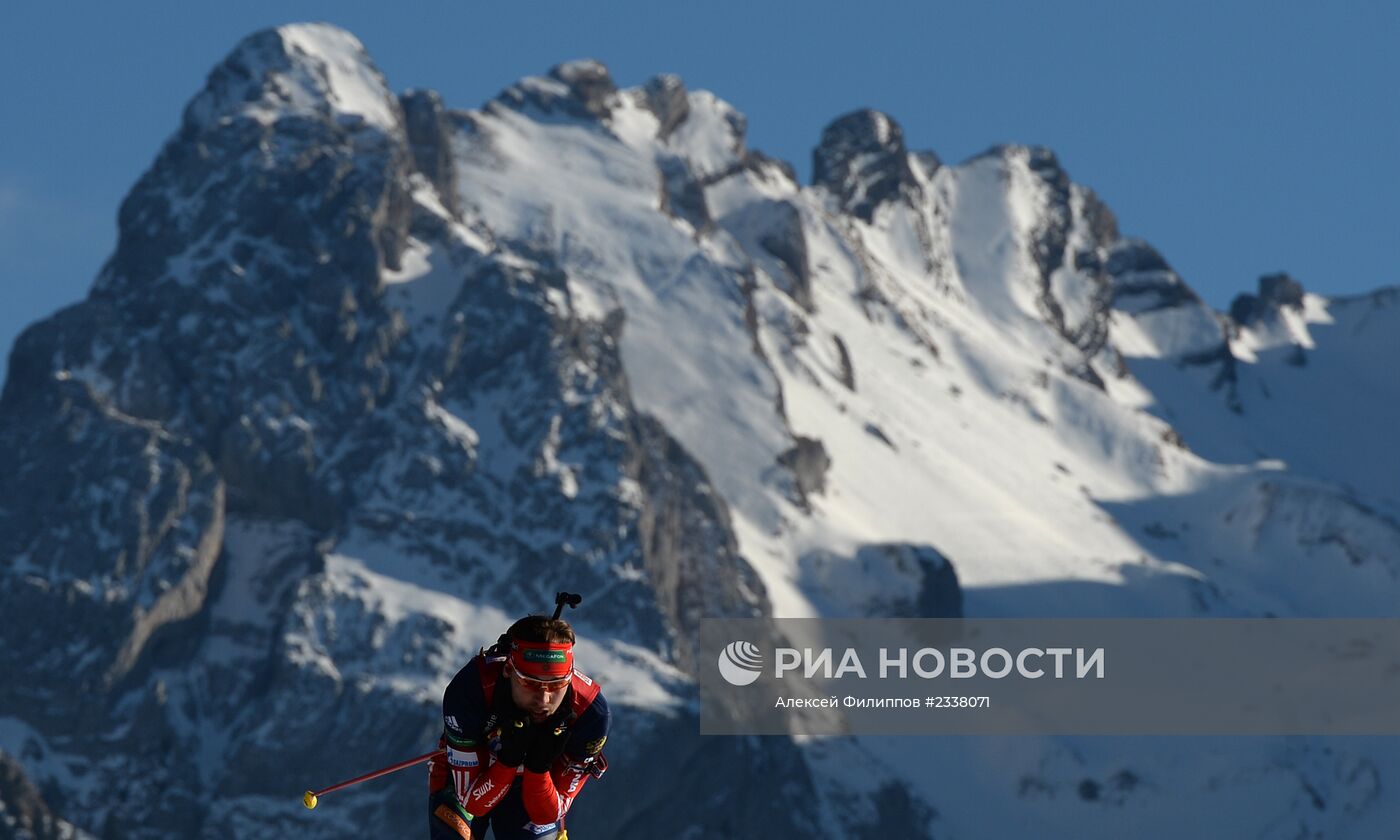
[496,59,620,122]
[777,436,831,509]
[400,88,459,215]
[1231,272,1307,325]
[640,73,690,140]
[812,109,921,222]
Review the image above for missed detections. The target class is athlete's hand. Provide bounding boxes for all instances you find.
[523,717,570,773]
[496,716,530,767]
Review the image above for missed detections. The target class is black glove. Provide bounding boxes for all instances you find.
[523,699,574,773]
[495,715,530,767]
[523,723,570,773]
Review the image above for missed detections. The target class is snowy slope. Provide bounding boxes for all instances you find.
[437,73,1400,836]
[448,69,1400,621]
[2,23,1398,840]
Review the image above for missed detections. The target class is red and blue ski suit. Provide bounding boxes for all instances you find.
[428,652,610,840]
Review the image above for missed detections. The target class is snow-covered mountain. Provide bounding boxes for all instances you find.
[2,23,1398,839]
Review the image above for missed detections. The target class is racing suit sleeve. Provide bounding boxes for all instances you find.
[520,762,597,826]
[430,727,486,838]
[462,753,519,817]
[435,667,489,802]
[439,730,486,803]
[431,660,494,838]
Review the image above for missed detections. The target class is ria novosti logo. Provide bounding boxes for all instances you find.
[718,641,764,686]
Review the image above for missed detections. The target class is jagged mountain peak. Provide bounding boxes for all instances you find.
[991,142,1068,174]
[960,142,1071,188]
[1107,237,1174,277]
[637,73,690,139]
[493,57,620,122]
[93,21,420,321]
[1226,271,1322,364]
[550,59,618,107]
[1230,271,1307,325]
[183,23,401,135]
[811,108,921,221]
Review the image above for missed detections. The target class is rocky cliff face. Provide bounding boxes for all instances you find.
[2,22,1398,840]
[0,25,777,839]
[0,753,94,840]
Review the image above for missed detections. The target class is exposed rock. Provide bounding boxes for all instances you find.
[1231,272,1307,326]
[639,73,690,140]
[890,546,968,616]
[1107,239,1172,276]
[1107,237,1234,403]
[865,543,963,618]
[658,155,712,234]
[833,335,856,391]
[0,324,227,719]
[756,200,813,311]
[848,781,940,840]
[777,436,832,508]
[217,406,337,527]
[103,38,414,316]
[1260,273,1306,308]
[1081,187,1120,248]
[863,422,893,448]
[181,25,403,138]
[1110,240,1199,313]
[912,149,942,178]
[800,543,962,618]
[399,88,459,215]
[0,752,95,840]
[1228,294,1256,326]
[550,59,619,118]
[1008,145,1116,375]
[496,59,619,122]
[812,109,921,222]
[743,149,800,187]
[631,414,768,669]
[1024,145,1073,281]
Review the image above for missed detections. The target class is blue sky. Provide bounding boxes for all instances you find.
[2,1,1396,375]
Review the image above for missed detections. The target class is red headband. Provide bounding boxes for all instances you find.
[509,640,574,681]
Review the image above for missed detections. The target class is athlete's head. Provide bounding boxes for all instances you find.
[504,615,575,720]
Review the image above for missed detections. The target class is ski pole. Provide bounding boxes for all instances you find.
[302,748,444,809]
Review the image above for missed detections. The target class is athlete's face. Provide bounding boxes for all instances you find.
[508,666,570,720]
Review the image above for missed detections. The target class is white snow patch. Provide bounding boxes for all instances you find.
[277,24,400,131]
